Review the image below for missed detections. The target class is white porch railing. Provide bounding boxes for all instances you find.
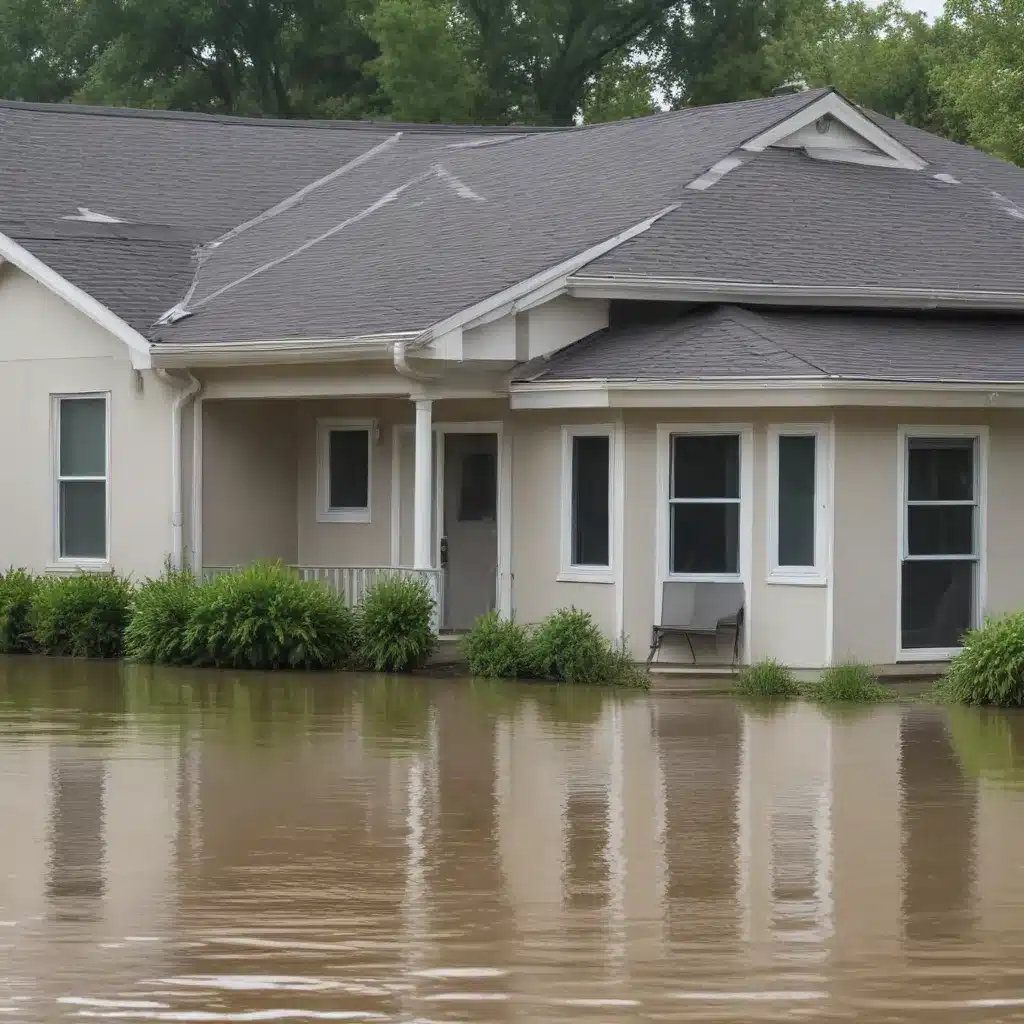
[201,565,445,632]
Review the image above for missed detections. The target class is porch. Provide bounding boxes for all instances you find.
[192,394,511,635]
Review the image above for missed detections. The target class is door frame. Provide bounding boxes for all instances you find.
[433,421,511,621]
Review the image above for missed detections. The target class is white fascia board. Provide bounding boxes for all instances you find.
[510,378,1024,410]
[742,91,928,170]
[567,275,1024,311]
[414,204,680,347]
[0,230,153,369]
[150,332,419,367]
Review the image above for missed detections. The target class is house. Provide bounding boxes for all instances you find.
[2,87,1024,670]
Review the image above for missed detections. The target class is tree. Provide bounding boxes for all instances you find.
[582,50,657,122]
[932,0,1024,164]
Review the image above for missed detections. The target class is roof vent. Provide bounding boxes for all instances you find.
[772,76,809,96]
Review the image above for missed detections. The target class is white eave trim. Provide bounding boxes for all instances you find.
[415,204,680,345]
[509,377,1024,410]
[567,275,1024,311]
[743,90,928,171]
[0,231,152,369]
[150,331,421,367]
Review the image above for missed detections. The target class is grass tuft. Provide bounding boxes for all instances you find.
[735,658,799,698]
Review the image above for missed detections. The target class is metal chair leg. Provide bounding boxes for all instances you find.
[646,628,660,666]
[686,632,697,665]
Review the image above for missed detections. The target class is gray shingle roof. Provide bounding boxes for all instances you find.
[581,147,1024,292]
[3,219,197,332]
[526,305,1024,383]
[0,91,828,342]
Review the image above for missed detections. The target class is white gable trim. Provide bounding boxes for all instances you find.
[0,231,152,369]
[742,91,927,171]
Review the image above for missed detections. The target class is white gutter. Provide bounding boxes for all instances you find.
[392,340,441,382]
[151,332,419,367]
[156,369,202,570]
[568,275,1024,311]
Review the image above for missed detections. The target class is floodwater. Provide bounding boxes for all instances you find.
[1,660,1024,1023]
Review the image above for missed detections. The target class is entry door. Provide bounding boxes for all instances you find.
[441,433,498,632]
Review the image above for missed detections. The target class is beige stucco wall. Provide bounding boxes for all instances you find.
[832,409,1024,665]
[0,265,175,578]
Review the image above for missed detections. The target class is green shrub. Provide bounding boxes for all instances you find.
[186,562,356,670]
[940,612,1024,707]
[530,608,612,684]
[461,612,532,678]
[809,661,892,703]
[124,568,199,665]
[30,572,134,659]
[0,569,39,654]
[527,609,648,688]
[356,574,436,673]
[736,659,799,698]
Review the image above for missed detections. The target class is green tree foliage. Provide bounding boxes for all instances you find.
[932,0,1024,165]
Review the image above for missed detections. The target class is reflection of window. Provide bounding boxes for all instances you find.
[458,452,496,521]
[317,420,372,522]
[768,427,828,583]
[669,434,740,575]
[901,433,981,652]
[55,395,108,561]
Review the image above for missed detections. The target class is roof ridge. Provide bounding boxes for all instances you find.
[0,99,559,135]
[718,305,830,375]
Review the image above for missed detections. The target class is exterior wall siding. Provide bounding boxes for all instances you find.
[0,266,175,578]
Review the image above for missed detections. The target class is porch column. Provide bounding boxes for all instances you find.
[413,399,433,569]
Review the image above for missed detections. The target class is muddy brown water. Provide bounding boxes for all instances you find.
[2,657,1024,1023]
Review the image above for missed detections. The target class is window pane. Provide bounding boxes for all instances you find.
[671,503,739,574]
[672,435,739,499]
[458,451,496,522]
[571,435,610,567]
[778,435,816,568]
[60,398,106,478]
[901,560,973,650]
[908,438,974,502]
[328,430,369,509]
[60,480,106,559]
[907,505,974,556]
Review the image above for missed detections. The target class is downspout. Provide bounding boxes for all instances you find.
[156,369,202,571]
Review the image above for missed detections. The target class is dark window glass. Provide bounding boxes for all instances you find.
[571,435,610,566]
[458,451,497,521]
[778,435,816,567]
[672,435,739,499]
[908,438,974,501]
[328,430,369,509]
[907,506,974,556]
[901,560,974,650]
[671,503,739,574]
[60,480,106,559]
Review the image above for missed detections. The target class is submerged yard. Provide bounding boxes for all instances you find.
[1,656,1024,1022]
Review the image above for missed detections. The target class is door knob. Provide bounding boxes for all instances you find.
[440,536,449,567]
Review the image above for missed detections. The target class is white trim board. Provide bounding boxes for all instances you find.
[0,232,152,369]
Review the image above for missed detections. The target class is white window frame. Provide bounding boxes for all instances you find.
[559,425,615,584]
[51,392,111,568]
[896,425,987,662]
[316,418,374,524]
[766,424,830,586]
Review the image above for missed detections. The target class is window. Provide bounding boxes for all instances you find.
[560,427,613,580]
[55,395,108,561]
[900,432,983,653]
[768,427,828,583]
[669,433,740,576]
[317,420,372,523]
[458,451,497,522]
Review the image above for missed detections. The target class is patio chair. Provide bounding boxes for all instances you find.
[647,581,745,666]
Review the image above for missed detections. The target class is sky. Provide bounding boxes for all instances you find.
[873,0,946,18]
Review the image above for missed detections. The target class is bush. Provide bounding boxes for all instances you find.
[356,574,436,673]
[461,612,532,678]
[528,608,648,688]
[940,612,1024,707]
[0,569,39,654]
[30,572,134,659]
[186,562,356,670]
[809,661,892,703]
[736,659,799,698]
[124,568,199,665]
